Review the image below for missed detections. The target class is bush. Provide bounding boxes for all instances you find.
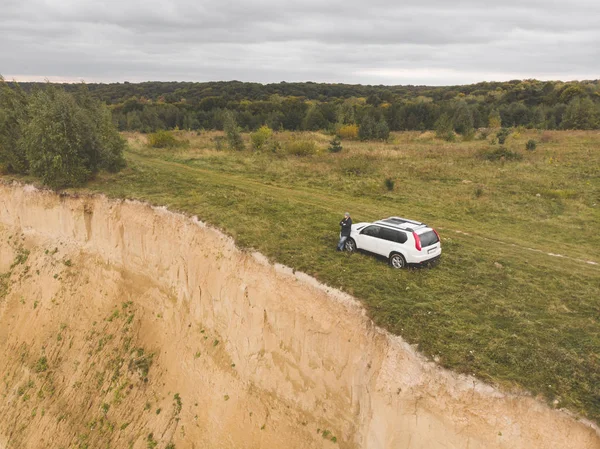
[384,178,395,191]
[147,130,179,148]
[525,139,537,151]
[328,136,343,153]
[250,125,273,151]
[481,147,523,161]
[336,124,358,139]
[496,127,510,144]
[284,139,318,156]
[18,85,125,188]
[477,129,490,140]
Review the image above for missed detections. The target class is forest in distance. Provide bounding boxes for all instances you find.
[13,78,600,135]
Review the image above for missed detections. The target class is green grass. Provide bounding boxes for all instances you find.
[37,129,600,422]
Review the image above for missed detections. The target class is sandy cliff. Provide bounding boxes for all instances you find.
[0,183,598,449]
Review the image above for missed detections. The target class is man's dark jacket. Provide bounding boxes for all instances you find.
[340,217,352,237]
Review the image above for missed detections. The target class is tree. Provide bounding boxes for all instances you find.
[561,98,599,130]
[19,85,125,188]
[374,117,390,140]
[366,93,382,106]
[359,114,376,140]
[223,111,244,150]
[488,109,502,128]
[336,100,356,125]
[302,104,327,131]
[434,113,455,141]
[452,101,474,135]
[0,77,29,173]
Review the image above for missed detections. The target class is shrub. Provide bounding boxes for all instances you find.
[285,139,318,156]
[250,125,273,151]
[477,129,490,140]
[384,178,395,191]
[336,124,358,139]
[481,147,523,161]
[496,127,510,144]
[525,139,537,151]
[19,85,125,188]
[147,130,179,148]
[328,136,343,153]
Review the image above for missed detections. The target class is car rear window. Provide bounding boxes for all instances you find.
[419,230,439,247]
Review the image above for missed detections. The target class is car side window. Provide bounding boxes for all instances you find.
[380,228,407,244]
[360,225,381,238]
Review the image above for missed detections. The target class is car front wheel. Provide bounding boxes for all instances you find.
[389,253,406,269]
[344,238,356,253]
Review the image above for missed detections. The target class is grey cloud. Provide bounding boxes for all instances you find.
[1,0,599,84]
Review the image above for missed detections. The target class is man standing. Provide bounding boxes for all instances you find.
[337,212,352,251]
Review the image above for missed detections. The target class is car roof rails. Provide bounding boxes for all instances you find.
[376,217,427,230]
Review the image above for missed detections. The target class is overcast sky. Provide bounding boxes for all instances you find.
[1,0,599,85]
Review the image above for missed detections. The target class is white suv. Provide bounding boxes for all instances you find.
[344,216,441,268]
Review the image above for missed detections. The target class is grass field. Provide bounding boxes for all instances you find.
[69,129,599,422]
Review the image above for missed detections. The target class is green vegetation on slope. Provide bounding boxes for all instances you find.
[6,129,596,422]
[73,129,600,423]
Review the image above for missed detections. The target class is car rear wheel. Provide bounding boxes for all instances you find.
[389,252,406,269]
[344,238,356,253]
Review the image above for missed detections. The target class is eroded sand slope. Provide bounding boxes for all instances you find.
[0,184,598,449]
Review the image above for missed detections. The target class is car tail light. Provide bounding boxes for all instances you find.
[433,229,440,242]
[413,231,422,251]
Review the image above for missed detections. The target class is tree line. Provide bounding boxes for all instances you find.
[13,79,600,135]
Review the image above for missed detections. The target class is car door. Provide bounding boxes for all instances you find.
[378,227,408,257]
[358,225,383,254]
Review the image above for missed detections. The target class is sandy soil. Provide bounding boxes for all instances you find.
[0,183,598,449]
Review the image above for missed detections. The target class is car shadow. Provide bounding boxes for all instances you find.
[344,249,440,269]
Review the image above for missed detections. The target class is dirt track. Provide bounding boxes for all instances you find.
[0,183,598,449]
